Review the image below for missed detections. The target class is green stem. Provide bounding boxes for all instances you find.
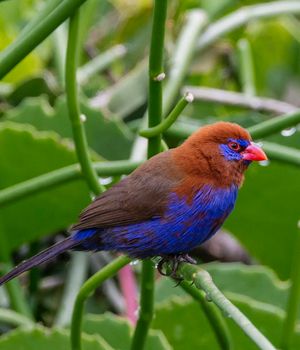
[54,252,89,327]
[262,141,300,167]
[0,223,33,319]
[0,160,140,207]
[180,280,232,350]
[147,0,168,157]
[180,264,276,350]
[0,0,88,80]
[163,10,207,114]
[281,222,300,350]
[248,110,300,139]
[237,39,256,96]
[71,255,131,350]
[0,261,33,319]
[77,45,127,84]
[196,1,300,54]
[140,93,194,138]
[15,0,61,40]
[131,2,168,350]
[0,308,34,328]
[164,111,300,143]
[66,10,103,195]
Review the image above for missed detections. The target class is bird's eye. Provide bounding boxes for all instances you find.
[228,141,241,152]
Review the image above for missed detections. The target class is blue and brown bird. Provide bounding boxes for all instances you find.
[0,121,267,284]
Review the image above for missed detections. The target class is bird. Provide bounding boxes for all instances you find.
[0,121,267,285]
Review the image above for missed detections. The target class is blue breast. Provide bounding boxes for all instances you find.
[75,184,238,258]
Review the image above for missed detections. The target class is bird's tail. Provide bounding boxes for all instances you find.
[0,237,79,286]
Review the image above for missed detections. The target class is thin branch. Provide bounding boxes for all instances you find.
[182,86,298,115]
[196,1,300,54]
[130,9,207,161]
[0,161,140,207]
[0,308,34,328]
[0,0,88,80]
[180,280,233,350]
[131,1,168,350]
[262,142,300,167]
[237,39,256,96]
[140,93,194,138]
[77,45,127,84]
[248,110,300,139]
[281,222,300,350]
[180,264,276,350]
[54,252,89,327]
[65,10,103,195]
[71,255,131,350]
[163,10,207,114]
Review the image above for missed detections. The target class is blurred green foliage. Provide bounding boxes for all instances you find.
[1,0,300,348]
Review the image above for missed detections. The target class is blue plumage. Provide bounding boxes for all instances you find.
[74,184,238,258]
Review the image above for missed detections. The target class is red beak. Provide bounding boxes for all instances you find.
[242,142,268,161]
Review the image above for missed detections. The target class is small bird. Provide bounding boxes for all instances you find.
[0,122,267,285]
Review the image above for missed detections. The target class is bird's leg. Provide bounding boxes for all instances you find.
[156,253,197,281]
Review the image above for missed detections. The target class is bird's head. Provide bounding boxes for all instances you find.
[173,121,267,188]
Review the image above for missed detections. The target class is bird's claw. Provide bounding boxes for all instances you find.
[156,253,197,282]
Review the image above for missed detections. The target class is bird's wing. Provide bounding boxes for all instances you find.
[71,151,183,230]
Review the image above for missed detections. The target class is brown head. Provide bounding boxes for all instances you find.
[172,121,267,189]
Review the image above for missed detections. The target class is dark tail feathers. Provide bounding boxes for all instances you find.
[0,237,79,286]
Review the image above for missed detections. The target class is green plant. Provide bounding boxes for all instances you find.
[1,1,300,349]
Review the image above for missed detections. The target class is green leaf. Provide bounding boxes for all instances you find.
[153,293,300,350]
[6,96,133,160]
[83,312,172,350]
[155,263,290,311]
[0,326,113,350]
[0,122,91,253]
[204,262,290,310]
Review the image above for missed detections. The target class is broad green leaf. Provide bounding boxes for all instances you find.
[0,122,91,253]
[204,262,290,310]
[83,312,172,350]
[0,326,113,350]
[153,294,300,350]
[6,96,133,160]
[155,263,289,311]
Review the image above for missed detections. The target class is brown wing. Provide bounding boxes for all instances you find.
[71,151,183,231]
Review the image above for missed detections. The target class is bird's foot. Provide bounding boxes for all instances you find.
[156,254,197,282]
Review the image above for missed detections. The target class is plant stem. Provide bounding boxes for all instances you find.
[164,111,300,143]
[281,222,300,350]
[180,280,232,350]
[0,308,34,328]
[147,0,168,157]
[77,45,127,84]
[16,0,61,40]
[182,86,297,115]
[66,10,103,195]
[0,160,140,207]
[163,10,207,114]
[54,252,89,327]
[248,110,300,139]
[180,264,276,350]
[237,39,256,96]
[262,142,300,167]
[196,1,300,54]
[0,223,33,319]
[131,1,168,350]
[0,0,88,80]
[71,255,131,350]
[140,93,194,138]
